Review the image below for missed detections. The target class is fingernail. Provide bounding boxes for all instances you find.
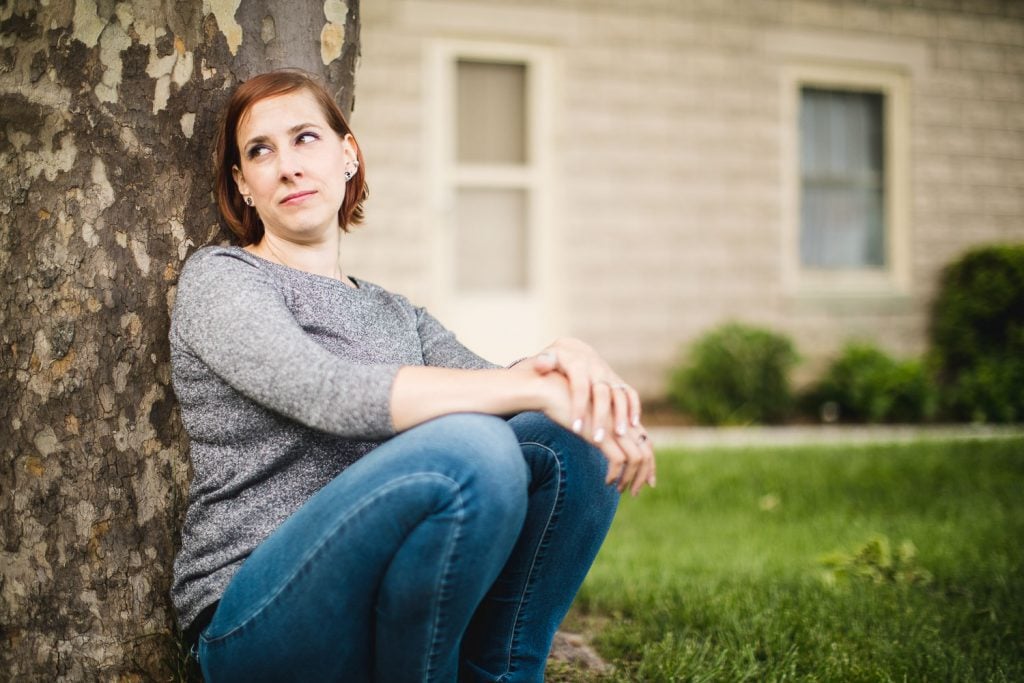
[593,428,605,443]
[632,416,640,427]
[572,418,583,433]
[616,423,627,436]
[650,476,656,488]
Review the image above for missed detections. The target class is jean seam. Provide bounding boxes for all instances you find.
[201,472,462,646]
[502,440,565,675]
[422,483,465,681]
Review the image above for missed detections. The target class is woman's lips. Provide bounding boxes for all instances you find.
[280,190,316,205]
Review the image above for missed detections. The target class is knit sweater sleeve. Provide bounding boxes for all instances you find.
[171,248,399,439]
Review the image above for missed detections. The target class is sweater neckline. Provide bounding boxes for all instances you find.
[226,245,366,291]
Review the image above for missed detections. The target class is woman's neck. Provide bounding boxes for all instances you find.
[246,233,351,285]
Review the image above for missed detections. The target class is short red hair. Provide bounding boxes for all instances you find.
[214,69,368,245]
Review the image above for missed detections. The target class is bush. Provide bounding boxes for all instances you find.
[669,322,798,425]
[930,244,1024,422]
[805,342,938,423]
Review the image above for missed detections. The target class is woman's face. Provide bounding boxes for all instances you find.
[232,89,357,245]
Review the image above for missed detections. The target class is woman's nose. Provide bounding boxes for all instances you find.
[277,147,303,179]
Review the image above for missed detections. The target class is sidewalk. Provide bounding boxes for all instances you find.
[646,423,1024,449]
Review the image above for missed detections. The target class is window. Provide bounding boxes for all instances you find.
[800,88,885,269]
[779,61,910,295]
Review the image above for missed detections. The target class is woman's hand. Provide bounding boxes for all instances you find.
[514,349,655,496]
[600,422,656,497]
[530,337,641,440]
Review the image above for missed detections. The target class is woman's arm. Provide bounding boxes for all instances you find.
[172,248,401,439]
[400,300,655,495]
[389,364,568,432]
[391,357,656,496]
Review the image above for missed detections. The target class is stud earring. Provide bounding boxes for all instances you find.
[344,159,359,181]
[244,196,254,207]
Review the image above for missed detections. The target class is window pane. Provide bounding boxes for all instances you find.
[801,185,884,268]
[800,88,885,268]
[456,60,527,164]
[455,188,528,290]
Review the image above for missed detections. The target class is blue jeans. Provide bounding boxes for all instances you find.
[197,412,619,682]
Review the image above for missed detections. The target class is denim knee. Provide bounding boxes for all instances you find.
[509,411,619,509]
[416,413,529,525]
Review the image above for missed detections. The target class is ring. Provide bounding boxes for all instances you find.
[538,351,559,368]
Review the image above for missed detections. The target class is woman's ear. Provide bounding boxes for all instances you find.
[232,164,250,197]
[341,134,359,164]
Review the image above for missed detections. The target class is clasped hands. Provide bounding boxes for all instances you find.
[518,338,656,497]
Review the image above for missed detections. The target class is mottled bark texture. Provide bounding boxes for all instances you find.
[0,1,359,679]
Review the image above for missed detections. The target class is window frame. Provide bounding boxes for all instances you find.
[425,39,557,361]
[780,61,911,297]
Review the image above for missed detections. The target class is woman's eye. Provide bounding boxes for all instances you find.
[297,132,319,144]
[246,145,271,159]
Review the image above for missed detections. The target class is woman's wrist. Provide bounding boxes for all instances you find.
[390,365,566,432]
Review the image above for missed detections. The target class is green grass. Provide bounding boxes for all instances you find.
[568,438,1024,682]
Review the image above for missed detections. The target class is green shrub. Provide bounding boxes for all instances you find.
[930,244,1024,422]
[805,342,938,423]
[669,322,798,425]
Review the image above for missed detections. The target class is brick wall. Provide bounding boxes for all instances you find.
[347,0,1024,396]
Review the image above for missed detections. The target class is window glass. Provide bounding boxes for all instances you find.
[455,188,528,290]
[800,88,885,268]
[456,60,527,164]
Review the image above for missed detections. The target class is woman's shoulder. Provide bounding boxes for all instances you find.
[175,245,282,309]
[178,244,272,286]
[182,244,260,273]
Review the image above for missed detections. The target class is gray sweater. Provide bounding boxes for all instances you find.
[169,246,495,631]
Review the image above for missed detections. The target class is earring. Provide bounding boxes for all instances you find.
[244,196,254,207]
[344,159,359,181]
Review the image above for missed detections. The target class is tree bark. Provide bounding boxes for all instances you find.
[0,1,360,678]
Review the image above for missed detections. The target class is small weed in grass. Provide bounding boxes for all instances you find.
[819,534,932,587]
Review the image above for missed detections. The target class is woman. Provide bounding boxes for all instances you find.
[170,69,655,682]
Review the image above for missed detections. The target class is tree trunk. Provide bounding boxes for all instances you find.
[0,1,360,678]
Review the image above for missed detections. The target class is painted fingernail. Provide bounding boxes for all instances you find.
[649,476,657,487]
[593,428,605,443]
[632,416,640,427]
[616,423,627,436]
[572,418,583,433]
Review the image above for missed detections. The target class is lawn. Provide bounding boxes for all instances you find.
[559,437,1024,682]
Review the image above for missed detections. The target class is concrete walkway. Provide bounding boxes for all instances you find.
[646,423,1024,449]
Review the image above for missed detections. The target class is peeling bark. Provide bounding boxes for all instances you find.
[0,1,360,678]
